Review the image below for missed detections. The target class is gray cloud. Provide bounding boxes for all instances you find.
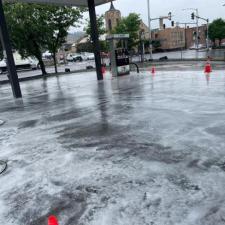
[70,0,225,32]
[96,0,225,28]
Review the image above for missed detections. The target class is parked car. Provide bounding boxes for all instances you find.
[66,53,86,62]
[42,51,52,59]
[86,53,95,60]
[73,55,84,62]
[0,53,39,74]
[189,44,206,50]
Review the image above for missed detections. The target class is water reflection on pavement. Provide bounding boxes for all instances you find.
[0,70,225,225]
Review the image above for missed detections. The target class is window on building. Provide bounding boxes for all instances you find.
[108,19,112,31]
[116,19,119,25]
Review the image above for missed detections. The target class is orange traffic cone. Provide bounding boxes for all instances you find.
[204,63,212,73]
[48,215,59,225]
[151,66,156,74]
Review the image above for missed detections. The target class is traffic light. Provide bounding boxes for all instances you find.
[191,12,195,20]
[171,21,174,27]
[168,12,172,20]
[163,24,166,29]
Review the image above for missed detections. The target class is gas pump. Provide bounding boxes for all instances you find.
[106,34,130,77]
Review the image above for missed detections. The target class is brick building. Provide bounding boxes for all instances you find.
[105,1,121,33]
[152,27,185,50]
[185,25,207,49]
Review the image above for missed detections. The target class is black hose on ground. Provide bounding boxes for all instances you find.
[0,160,7,175]
[130,63,139,73]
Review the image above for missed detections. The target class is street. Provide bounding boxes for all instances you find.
[1,69,225,224]
[1,49,225,84]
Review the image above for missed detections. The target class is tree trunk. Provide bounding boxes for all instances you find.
[53,52,58,74]
[38,56,47,75]
[32,40,47,75]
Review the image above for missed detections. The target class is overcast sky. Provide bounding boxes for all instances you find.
[71,0,225,32]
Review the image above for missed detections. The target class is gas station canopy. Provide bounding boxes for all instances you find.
[5,0,112,6]
[1,0,114,98]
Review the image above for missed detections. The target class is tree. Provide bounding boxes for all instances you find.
[208,18,225,47]
[80,15,107,54]
[4,3,83,75]
[84,14,106,37]
[113,13,141,50]
[43,6,83,73]
[151,40,161,49]
[4,3,48,75]
[76,40,108,53]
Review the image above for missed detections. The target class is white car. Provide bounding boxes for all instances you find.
[42,51,52,59]
[80,52,94,60]
[189,44,206,50]
[0,53,39,74]
[86,53,95,60]
[66,53,87,62]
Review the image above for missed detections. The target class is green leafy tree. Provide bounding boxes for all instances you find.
[143,39,161,52]
[151,40,161,49]
[4,3,83,75]
[208,18,225,46]
[43,6,83,73]
[4,3,48,75]
[76,40,108,53]
[80,15,107,54]
[84,14,106,37]
[113,13,141,50]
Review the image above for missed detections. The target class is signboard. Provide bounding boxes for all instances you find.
[106,34,130,40]
[115,48,130,76]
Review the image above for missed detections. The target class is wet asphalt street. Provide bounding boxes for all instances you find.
[1,70,225,225]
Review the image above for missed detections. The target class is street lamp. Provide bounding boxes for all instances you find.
[147,0,153,60]
[183,8,199,49]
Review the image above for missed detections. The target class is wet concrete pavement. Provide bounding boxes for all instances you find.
[1,60,225,84]
[0,61,96,83]
[1,70,225,225]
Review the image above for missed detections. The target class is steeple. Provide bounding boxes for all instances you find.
[109,1,116,11]
[105,0,121,33]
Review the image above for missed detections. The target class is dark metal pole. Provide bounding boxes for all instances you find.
[87,0,103,81]
[0,0,22,98]
[184,24,187,49]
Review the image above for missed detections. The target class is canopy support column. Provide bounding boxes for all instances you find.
[88,0,103,81]
[0,0,22,98]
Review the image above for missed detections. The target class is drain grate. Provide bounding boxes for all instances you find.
[0,120,5,126]
[0,160,7,175]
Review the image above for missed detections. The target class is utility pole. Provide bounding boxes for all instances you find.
[194,14,210,51]
[196,9,199,50]
[183,8,199,49]
[147,0,153,60]
[0,0,22,98]
[147,2,172,60]
[176,22,196,49]
[206,19,209,51]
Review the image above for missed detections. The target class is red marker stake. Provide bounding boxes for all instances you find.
[204,63,212,73]
[151,66,156,74]
[48,215,59,225]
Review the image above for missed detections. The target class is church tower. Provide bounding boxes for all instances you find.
[105,1,121,33]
